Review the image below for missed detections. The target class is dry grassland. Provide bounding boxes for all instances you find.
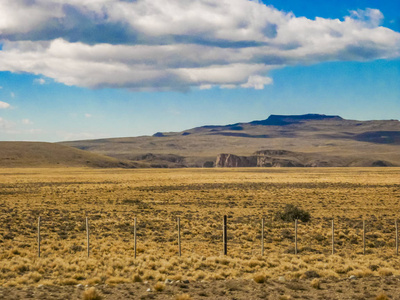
[0,167,400,289]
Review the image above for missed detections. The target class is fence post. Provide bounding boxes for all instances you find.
[134,217,137,259]
[332,219,335,255]
[396,220,398,256]
[261,218,264,256]
[37,216,41,258]
[295,219,298,255]
[223,215,227,255]
[363,220,366,255]
[178,217,181,257]
[86,217,90,258]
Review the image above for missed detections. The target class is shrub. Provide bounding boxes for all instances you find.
[376,293,389,300]
[378,268,393,277]
[153,282,165,292]
[132,274,142,282]
[82,287,102,300]
[253,274,265,283]
[276,204,311,223]
[105,276,129,285]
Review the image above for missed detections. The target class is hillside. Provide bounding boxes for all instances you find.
[0,142,139,168]
[60,114,400,168]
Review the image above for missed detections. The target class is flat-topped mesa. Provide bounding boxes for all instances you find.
[250,114,343,126]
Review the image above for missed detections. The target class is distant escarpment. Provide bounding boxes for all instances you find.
[216,154,257,168]
[249,114,342,126]
[216,150,396,168]
[216,150,305,168]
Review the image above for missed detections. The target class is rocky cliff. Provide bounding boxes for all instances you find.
[215,154,257,167]
[216,150,305,167]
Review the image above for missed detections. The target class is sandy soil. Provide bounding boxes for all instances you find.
[0,276,399,299]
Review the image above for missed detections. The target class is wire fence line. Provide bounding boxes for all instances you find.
[2,213,398,259]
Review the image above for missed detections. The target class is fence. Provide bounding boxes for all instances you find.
[32,215,400,258]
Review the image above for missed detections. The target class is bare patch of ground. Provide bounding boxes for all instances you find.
[0,277,398,299]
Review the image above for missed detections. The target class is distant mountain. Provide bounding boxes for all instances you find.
[59,114,400,168]
[249,114,342,126]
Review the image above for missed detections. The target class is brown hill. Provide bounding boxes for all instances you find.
[0,142,138,168]
[60,114,400,168]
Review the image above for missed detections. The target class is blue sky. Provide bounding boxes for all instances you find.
[0,0,399,142]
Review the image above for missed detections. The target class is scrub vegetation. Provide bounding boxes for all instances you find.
[0,167,399,298]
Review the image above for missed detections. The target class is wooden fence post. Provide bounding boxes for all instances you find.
[37,216,41,258]
[295,219,298,255]
[86,217,90,258]
[363,220,366,255]
[223,215,227,255]
[178,217,181,257]
[396,220,398,256]
[134,217,137,259]
[332,219,335,255]
[261,218,264,256]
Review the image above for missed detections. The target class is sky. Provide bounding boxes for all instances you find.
[0,0,399,142]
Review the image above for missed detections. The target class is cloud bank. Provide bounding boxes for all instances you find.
[0,101,10,109]
[0,0,399,91]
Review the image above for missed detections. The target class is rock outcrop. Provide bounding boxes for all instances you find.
[216,154,257,167]
[216,151,306,168]
[256,150,304,167]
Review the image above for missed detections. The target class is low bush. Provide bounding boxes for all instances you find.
[276,204,311,223]
[82,287,102,300]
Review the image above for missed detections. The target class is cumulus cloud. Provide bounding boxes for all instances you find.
[34,78,46,85]
[0,0,399,91]
[0,101,10,109]
[241,75,273,90]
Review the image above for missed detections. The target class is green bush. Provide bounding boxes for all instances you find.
[276,204,311,223]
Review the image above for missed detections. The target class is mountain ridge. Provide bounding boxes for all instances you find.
[59,114,400,168]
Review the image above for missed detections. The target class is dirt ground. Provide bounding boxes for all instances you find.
[0,276,399,300]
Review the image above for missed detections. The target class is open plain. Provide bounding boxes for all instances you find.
[1,167,400,299]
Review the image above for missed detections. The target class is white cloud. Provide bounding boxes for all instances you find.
[34,78,46,85]
[0,117,42,137]
[349,8,384,28]
[10,92,15,98]
[0,101,11,109]
[84,113,92,118]
[0,1,398,91]
[198,84,213,90]
[59,131,96,141]
[22,119,33,125]
[0,117,14,129]
[241,75,273,89]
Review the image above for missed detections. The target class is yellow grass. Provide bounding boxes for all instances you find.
[0,167,400,286]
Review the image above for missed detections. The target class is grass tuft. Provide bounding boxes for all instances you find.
[253,274,265,283]
[175,294,193,300]
[82,287,102,300]
[310,278,320,289]
[153,282,165,292]
[375,293,389,300]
